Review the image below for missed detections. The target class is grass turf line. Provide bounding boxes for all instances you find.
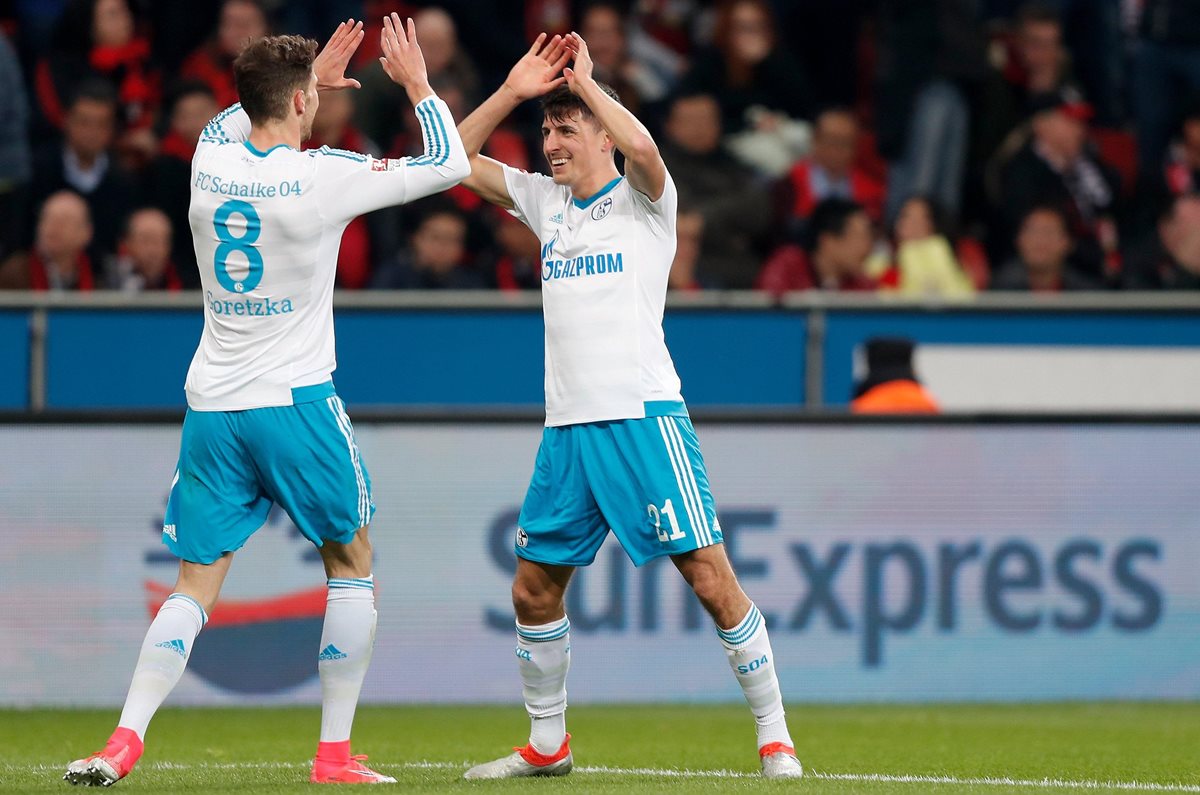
[0,703,1197,793]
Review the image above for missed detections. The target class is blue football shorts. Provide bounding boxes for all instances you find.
[162,382,374,564]
[516,401,723,567]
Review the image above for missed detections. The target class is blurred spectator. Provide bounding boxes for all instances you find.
[620,2,687,105]
[179,0,268,109]
[997,87,1120,279]
[659,92,769,288]
[275,0,368,42]
[305,89,381,290]
[1123,194,1200,290]
[489,210,542,291]
[776,1,865,111]
[1162,96,1200,197]
[0,190,96,291]
[371,201,484,289]
[30,79,136,263]
[851,338,940,414]
[991,204,1099,290]
[33,0,161,161]
[876,0,989,223]
[0,31,32,263]
[413,7,480,104]
[578,1,645,115]
[1131,0,1200,179]
[142,81,217,289]
[784,107,885,228]
[678,0,813,174]
[875,195,976,297]
[355,7,479,153]
[669,210,705,291]
[756,198,877,295]
[980,3,1074,162]
[107,207,180,291]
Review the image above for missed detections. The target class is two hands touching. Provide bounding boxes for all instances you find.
[312,13,434,105]
[314,15,599,107]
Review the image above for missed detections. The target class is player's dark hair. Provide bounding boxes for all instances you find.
[67,78,119,112]
[233,34,317,123]
[1019,202,1071,233]
[540,83,622,128]
[806,198,867,252]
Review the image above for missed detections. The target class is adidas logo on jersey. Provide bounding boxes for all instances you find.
[318,644,348,661]
[155,639,187,657]
[549,212,563,224]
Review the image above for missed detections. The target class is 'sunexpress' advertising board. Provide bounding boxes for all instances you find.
[0,423,1195,706]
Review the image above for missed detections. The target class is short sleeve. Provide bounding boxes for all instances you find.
[628,171,678,237]
[502,164,556,232]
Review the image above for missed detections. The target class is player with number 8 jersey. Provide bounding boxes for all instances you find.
[64,15,468,789]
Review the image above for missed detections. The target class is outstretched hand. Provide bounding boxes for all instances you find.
[314,19,365,91]
[502,33,570,101]
[562,32,593,92]
[379,13,432,101]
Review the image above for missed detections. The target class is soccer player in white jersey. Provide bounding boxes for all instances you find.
[64,15,469,787]
[455,32,803,780]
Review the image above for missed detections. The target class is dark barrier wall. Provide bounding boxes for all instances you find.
[5,294,1200,411]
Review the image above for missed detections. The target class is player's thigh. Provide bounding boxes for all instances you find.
[516,426,609,567]
[164,409,273,564]
[582,414,723,566]
[242,394,374,549]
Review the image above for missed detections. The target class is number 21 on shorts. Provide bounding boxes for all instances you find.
[648,498,685,543]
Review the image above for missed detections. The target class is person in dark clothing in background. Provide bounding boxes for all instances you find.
[659,91,770,289]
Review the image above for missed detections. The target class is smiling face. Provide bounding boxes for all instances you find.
[542,110,613,186]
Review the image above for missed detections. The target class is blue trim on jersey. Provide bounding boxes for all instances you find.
[407,103,436,166]
[571,176,623,209]
[644,400,688,418]
[243,140,290,158]
[201,103,242,144]
[310,145,368,162]
[407,101,449,167]
[291,381,336,404]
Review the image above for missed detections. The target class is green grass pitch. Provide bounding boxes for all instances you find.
[1,704,1197,793]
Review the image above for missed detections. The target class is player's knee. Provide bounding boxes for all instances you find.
[511,579,561,623]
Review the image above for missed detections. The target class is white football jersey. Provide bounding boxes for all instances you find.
[184,96,468,411]
[503,166,684,426]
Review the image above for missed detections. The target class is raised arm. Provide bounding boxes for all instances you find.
[563,32,666,201]
[315,15,468,224]
[458,33,568,208]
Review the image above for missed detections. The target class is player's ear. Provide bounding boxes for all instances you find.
[293,88,307,118]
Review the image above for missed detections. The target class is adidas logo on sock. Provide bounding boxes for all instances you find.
[155,639,187,657]
[318,644,347,661]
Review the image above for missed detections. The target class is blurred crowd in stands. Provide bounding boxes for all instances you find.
[0,0,1198,295]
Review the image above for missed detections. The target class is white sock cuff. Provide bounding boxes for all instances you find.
[516,616,570,643]
[327,574,374,592]
[163,593,208,630]
[716,603,764,651]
